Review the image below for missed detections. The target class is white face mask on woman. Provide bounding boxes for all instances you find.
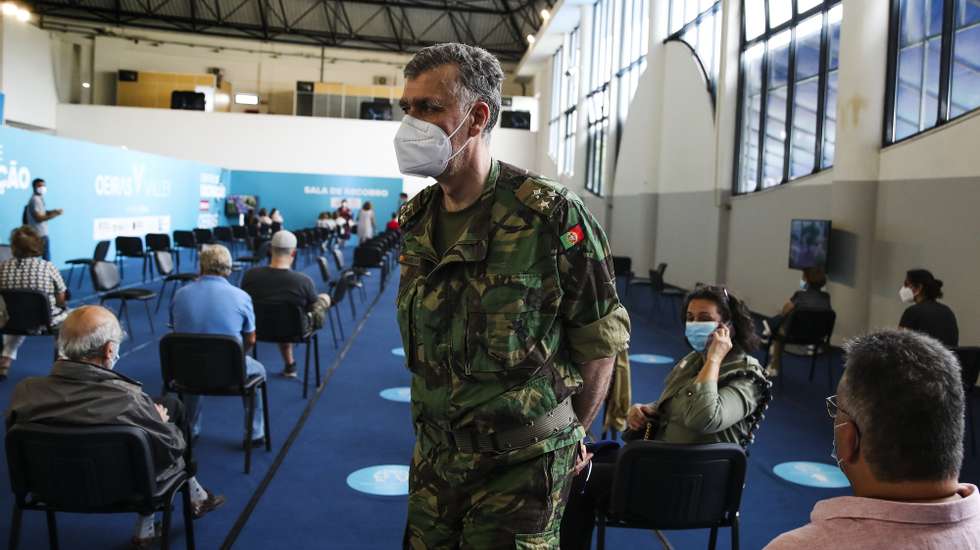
[899,286,915,304]
[393,105,474,178]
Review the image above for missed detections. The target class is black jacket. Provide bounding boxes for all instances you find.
[6,360,186,481]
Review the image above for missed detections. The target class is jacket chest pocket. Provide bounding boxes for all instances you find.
[396,257,426,372]
[464,273,560,372]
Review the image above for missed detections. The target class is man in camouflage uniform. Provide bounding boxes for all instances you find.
[394,43,631,548]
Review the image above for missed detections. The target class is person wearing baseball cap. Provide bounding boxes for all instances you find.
[240,230,332,378]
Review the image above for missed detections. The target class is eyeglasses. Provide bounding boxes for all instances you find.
[825,394,845,419]
[826,394,861,433]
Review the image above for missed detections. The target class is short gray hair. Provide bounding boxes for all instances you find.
[271,246,294,258]
[840,329,964,482]
[199,244,233,276]
[59,314,124,361]
[404,43,504,136]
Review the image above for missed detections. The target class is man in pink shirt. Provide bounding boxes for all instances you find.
[766,329,980,549]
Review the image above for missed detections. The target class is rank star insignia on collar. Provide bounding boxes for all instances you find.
[560,224,585,250]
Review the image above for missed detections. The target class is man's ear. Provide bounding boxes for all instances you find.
[837,422,861,464]
[470,101,491,137]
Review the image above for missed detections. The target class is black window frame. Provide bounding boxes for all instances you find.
[548,45,565,163]
[884,0,980,146]
[666,0,723,112]
[561,26,581,176]
[585,0,616,197]
[732,0,843,196]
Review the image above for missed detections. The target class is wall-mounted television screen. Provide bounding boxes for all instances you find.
[789,219,831,270]
[225,195,259,217]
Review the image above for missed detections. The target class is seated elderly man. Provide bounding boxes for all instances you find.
[766,329,980,549]
[171,244,266,446]
[0,225,69,380]
[241,230,331,378]
[5,306,224,549]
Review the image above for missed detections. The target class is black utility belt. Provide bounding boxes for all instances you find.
[446,398,578,454]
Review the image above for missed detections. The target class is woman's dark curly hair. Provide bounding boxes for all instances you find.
[683,284,760,353]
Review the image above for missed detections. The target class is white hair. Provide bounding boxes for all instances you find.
[59,314,124,361]
[200,244,233,276]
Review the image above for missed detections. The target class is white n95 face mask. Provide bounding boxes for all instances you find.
[393,106,474,178]
[899,286,915,303]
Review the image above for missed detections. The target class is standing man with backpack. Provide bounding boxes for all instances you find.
[24,178,63,261]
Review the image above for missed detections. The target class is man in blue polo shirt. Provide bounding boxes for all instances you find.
[171,244,266,446]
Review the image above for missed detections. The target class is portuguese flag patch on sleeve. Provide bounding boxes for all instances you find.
[560,224,585,250]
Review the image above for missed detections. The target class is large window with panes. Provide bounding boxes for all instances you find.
[735,0,842,195]
[560,27,581,175]
[548,46,565,163]
[585,0,615,196]
[585,0,649,196]
[885,0,980,143]
[616,0,649,121]
[667,0,723,101]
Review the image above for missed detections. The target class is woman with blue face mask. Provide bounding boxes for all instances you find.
[561,285,769,548]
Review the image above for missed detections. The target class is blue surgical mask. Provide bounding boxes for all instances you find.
[685,321,718,353]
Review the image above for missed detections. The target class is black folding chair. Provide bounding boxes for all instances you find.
[6,423,196,550]
[353,245,388,291]
[91,261,156,340]
[0,290,60,360]
[192,229,214,247]
[597,442,746,550]
[611,256,634,296]
[114,236,150,282]
[153,251,197,314]
[64,240,110,288]
[213,227,236,255]
[146,233,178,274]
[159,333,271,474]
[763,308,837,391]
[231,226,249,255]
[172,231,198,269]
[316,257,347,345]
[236,239,270,268]
[253,302,322,398]
[955,347,980,458]
[332,247,365,306]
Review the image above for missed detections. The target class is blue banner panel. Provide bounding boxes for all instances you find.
[229,170,403,235]
[0,126,225,268]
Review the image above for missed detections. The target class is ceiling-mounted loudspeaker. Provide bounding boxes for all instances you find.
[373,76,389,85]
[501,97,513,107]
[296,81,314,93]
[118,70,138,82]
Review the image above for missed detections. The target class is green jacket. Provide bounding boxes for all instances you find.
[650,351,767,446]
[396,160,631,461]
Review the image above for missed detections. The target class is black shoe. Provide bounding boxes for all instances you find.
[191,491,226,519]
[282,363,298,378]
[243,437,265,450]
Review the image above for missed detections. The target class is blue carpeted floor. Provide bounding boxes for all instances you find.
[1,255,979,549]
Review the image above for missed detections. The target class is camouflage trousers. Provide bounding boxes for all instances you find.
[404,443,577,549]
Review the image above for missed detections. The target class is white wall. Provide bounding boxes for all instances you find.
[55,104,538,194]
[0,18,59,128]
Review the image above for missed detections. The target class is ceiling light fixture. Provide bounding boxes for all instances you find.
[1,2,17,16]
[540,9,550,21]
[526,34,536,44]
[15,7,30,21]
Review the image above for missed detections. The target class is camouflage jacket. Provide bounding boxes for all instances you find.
[397,160,631,461]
